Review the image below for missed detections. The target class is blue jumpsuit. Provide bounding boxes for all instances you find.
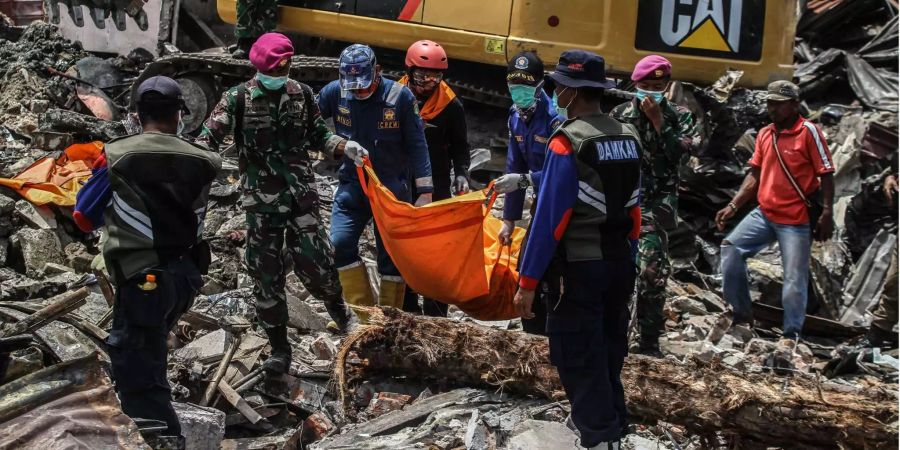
[318,77,432,276]
[502,90,562,222]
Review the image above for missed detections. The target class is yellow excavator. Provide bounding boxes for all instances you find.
[217,0,796,87]
[135,0,796,133]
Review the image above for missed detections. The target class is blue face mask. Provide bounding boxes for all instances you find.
[508,84,538,109]
[256,73,288,91]
[552,89,569,120]
[635,88,665,103]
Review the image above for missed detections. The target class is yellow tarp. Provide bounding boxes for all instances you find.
[0,142,103,206]
[358,160,526,320]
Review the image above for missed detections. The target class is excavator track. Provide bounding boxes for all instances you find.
[133,52,515,133]
[131,53,342,99]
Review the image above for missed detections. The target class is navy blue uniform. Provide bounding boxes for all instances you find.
[503,90,561,221]
[318,77,432,276]
[504,91,561,334]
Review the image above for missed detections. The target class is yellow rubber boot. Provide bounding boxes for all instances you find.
[338,264,376,324]
[378,278,406,310]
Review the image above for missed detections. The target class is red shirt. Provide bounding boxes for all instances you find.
[750,116,834,225]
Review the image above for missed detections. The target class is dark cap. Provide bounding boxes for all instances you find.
[549,50,615,89]
[506,51,544,86]
[765,80,800,101]
[137,76,184,104]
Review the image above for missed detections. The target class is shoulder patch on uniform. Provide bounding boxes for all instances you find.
[385,82,405,107]
[550,138,572,155]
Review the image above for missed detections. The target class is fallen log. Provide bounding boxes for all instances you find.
[339,308,898,449]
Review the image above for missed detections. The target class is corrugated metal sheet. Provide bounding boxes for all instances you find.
[0,353,150,450]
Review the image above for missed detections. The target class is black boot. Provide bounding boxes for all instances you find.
[262,325,291,374]
[324,299,355,334]
[231,37,254,59]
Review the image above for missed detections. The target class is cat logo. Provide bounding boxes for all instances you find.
[635,0,765,62]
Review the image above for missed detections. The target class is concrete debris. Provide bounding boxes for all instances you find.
[507,420,578,450]
[9,227,64,278]
[310,335,338,361]
[0,5,896,450]
[173,402,226,450]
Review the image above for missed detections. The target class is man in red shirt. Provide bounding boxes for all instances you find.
[715,80,834,339]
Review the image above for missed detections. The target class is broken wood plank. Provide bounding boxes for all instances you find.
[201,332,240,406]
[217,380,263,425]
[752,302,867,338]
[0,287,89,338]
[340,308,898,449]
[224,407,280,427]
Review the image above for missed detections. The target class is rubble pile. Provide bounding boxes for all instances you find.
[0,21,86,155]
[0,7,898,450]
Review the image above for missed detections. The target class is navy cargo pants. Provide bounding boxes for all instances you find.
[107,258,202,436]
[547,259,636,447]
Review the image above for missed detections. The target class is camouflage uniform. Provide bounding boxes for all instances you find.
[197,77,345,328]
[611,98,699,348]
[235,0,278,40]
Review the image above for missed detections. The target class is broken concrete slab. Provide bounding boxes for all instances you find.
[320,389,491,448]
[311,335,338,361]
[507,420,579,450]
[64,241,95,273]
[464,409,492,450]
[14,200,56,229]
[0,193,14,215]
[173,329,227,363]
[10,227,64,278]
[287,294,329,332]
[174,402,226,450]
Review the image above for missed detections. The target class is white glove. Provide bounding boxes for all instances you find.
[453,175,470,194]
[499,220,515,245]
[494,173,528,194]
[344,140,368,167]
[414,192,432,207]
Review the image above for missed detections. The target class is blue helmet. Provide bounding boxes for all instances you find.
[339,44,377,90]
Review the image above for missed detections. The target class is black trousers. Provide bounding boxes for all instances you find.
[518,209,550,335]
[107,258,202,436]
[547,259,635,447]
[403,287,449,317]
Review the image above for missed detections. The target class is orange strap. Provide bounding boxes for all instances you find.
[398,76,456,121]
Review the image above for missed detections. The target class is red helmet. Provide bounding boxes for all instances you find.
[405,40,448,70]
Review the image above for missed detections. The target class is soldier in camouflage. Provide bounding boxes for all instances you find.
[197,33,352,374]
[232,0,278,58]
[610,55,700,356]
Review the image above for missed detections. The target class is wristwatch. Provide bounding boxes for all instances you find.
[517,174,530,189]
[727,201,738,211]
